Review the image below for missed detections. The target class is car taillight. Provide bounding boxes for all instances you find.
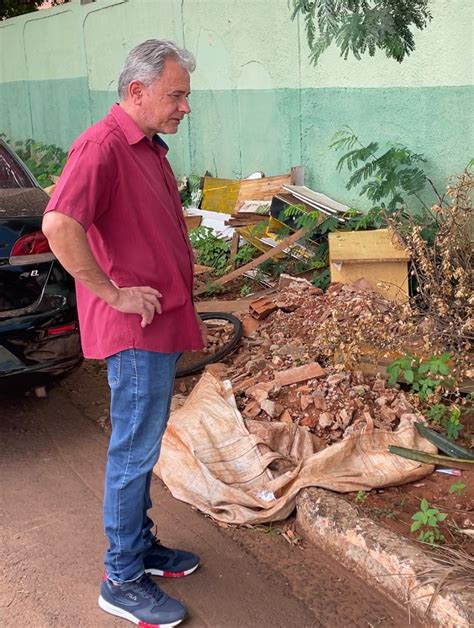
[46,323,78,336]
[9,231,55,265]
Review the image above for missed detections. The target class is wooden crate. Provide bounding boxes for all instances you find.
[328,229,410,302]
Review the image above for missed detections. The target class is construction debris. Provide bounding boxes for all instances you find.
[219,278,428,445]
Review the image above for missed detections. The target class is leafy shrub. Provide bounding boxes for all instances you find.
[189,227,259,275]
[1,135,67,187]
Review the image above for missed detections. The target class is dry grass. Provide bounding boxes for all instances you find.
[417,546,474,613]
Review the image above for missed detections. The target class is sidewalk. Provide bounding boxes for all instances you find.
[0,370,412,627]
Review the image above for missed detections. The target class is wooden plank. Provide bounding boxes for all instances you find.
[193,228,306,296]
[194,264,213,275]
[236,174,292,206]
[329,229,410,262]
[229,231,240,269]
[195,288,277,313]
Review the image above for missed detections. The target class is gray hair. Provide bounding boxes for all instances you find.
[118,39,196,99]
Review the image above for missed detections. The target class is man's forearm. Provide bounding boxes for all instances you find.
[42,211,119,305]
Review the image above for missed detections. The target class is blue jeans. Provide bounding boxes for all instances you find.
[103,349,180,583]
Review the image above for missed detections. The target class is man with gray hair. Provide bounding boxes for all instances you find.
[43,39,206,627]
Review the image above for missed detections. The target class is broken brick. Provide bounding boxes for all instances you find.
[278,274,314,291]
[242,400,262,419]
[274,362,325,387]
[249,296,278,320]
[241,315,261,337]
[205,362,228,378]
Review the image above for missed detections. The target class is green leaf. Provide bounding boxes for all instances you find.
[420,498,429,512]
[411,512,425,522]
[410,521,422,532]
[404,369,414,384]
[437,513,448,522]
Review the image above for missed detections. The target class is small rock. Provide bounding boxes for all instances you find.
[300,395,313,411]
[312,393,326,410]
[280,409,293,424]
[380,406,397,423]
[296,385,312,393]
[392,398,414,415]
[318,412,334,429]
[247,358,267,373]
[34,386,47,398]
[247,387,269,405]
[326,374,346,387]
[276,344,306,358]
[300,415,317,429]
[352,371,365,384]
[338,408,352,428]
[260,399,282,418]
[372,378,386,393]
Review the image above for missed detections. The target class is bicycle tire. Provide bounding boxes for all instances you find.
[176,311,243,378]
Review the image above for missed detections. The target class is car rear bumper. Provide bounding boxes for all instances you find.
[0,330,83,391]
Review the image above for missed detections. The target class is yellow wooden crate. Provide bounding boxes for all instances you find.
[328,229,410,302]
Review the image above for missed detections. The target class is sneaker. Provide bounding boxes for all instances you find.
[98,573,187,627]
[144,539,200,578]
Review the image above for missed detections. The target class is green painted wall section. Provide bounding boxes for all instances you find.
[0,0,472,208]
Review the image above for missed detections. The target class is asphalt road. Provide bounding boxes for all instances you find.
[0,366,417,627]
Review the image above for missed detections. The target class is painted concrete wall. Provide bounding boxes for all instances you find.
[0,0,472,207]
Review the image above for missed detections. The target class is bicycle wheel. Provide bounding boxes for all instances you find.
[176,312,243,378]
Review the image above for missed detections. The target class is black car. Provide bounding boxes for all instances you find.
[0,139,82,392]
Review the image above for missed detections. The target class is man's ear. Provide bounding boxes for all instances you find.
[128,80,145,105]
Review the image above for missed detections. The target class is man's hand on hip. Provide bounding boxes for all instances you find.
[111,286,162,328]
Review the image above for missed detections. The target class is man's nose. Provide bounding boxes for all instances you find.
[179,97,191,114]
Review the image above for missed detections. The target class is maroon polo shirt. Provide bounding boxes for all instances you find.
[45,103,203,359]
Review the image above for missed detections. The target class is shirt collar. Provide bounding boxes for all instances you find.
[110,103,169,153]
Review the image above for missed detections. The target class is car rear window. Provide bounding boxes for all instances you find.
[0,145,34,189]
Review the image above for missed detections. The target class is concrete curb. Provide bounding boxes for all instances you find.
[296,488,474,628]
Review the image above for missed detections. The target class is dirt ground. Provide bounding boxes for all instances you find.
[343,469,474,554]
[0,363,419,628]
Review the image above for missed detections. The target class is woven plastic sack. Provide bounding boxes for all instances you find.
[155,373,436,524]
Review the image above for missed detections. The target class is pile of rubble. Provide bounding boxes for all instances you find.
[218,277,423,444]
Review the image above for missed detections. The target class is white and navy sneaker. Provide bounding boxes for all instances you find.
[144,539,200,578]
[99,572,187,627]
